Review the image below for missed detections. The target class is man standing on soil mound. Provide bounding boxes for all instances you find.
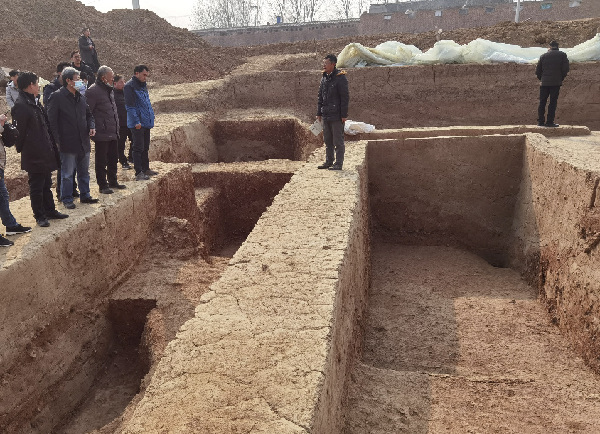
[124,65,156,181]
[536,40,569,128]
[317,54,349,171]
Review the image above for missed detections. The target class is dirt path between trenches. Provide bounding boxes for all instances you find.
[344,244,600,433]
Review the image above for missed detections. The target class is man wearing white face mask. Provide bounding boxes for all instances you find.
[47,67,99,209]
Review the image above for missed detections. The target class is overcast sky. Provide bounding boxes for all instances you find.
[79,0,196,28]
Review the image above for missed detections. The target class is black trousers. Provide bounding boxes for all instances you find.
[28,171,56,221]
[118,126,132,165]
[538,85,561,124]
[131,127,151,175]
[95,140,119,188]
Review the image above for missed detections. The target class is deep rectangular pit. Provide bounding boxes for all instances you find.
[114,131,600,432]
[0,159,297,433]
[4,127,600,433]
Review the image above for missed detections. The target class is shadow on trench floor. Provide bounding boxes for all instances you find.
[344,243,600,433]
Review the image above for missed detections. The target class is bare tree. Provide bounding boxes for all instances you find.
[194,0,260,29]
[268,0,322,23]
[336,0,368,19]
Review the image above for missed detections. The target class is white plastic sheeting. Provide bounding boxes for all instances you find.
[337,34,600,68]
[344,120,376,135]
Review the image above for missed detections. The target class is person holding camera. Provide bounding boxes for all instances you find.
[0,113,32,246]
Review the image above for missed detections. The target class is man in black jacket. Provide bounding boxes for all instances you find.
[47,67,98,209]
[78,27,100,73]
[70,50,96,87]
[316,54,349,171]
[43,61,78,200]
[113,74,132,169]
[12,72,68,227]
[536,40,569,128]
[86,66,126,194]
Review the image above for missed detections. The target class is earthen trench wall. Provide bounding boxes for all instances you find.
[368,132,600,374]
[221,62,600,131]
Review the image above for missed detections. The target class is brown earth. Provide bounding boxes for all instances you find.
[0,0,598,83]
[344,244,600,433]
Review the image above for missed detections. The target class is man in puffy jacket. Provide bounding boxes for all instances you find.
[12,71,68,227]
[6,70,20,108]
[47,67,99,209]
[536,40,569,128]
[124,64,156,181]
[316,54,349,171]
[86,65,126,194]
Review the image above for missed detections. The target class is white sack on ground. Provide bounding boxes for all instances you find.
[344,120,376,135]
[337,34,600,68]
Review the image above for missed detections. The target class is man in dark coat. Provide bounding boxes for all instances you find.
[78,27,100,73]
[536,40,569,128]
[11,71,68,227]
[316,54,349,171]
[43,61,78,200]
[124,65,156,181]
[113,74,132,169]
[70,50,96,87]
[86,66,126,194]
[47,67,98,209]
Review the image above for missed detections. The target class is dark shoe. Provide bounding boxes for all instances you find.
[537,122,545,127]
[5,224,32,235]
[36,219,50,228]
[136,172,150,181]
[47,210,69,220]
[64,201,76,209]
[72,190,80,198]
[100,187,114,194]
[545,123,560,128]
[318,162,333,169]
[0,235,14,247]
[108,183,127,190]
[328,165,343,171]
[144,169,159,176]
[121,163,132,170]
[80,197,99,204]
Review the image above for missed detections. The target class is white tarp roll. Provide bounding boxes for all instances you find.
[337,34,600,68]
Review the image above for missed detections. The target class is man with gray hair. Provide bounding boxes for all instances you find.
[47,67,98,209]
[86,65,126,194]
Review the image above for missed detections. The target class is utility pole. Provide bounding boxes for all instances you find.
[132,0,140,9]
[515,0,521,23]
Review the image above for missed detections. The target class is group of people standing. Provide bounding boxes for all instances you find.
[1,27,156,247]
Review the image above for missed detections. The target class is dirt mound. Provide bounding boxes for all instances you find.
[239,17,600,57]
[0,0,240,83]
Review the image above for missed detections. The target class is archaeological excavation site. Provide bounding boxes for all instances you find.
[1,2,600,433]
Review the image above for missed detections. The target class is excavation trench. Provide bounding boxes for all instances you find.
[4,124,600,433]
[0,123,300,432]
[112,129,600,432]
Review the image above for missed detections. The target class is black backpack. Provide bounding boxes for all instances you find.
[2,122,19,148]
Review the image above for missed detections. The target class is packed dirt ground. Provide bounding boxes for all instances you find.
[2,2,600,433]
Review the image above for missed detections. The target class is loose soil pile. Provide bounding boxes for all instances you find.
[0,0,240,83]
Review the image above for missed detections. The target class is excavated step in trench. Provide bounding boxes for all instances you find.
[344,244,600,433]
[0,157,299,432]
